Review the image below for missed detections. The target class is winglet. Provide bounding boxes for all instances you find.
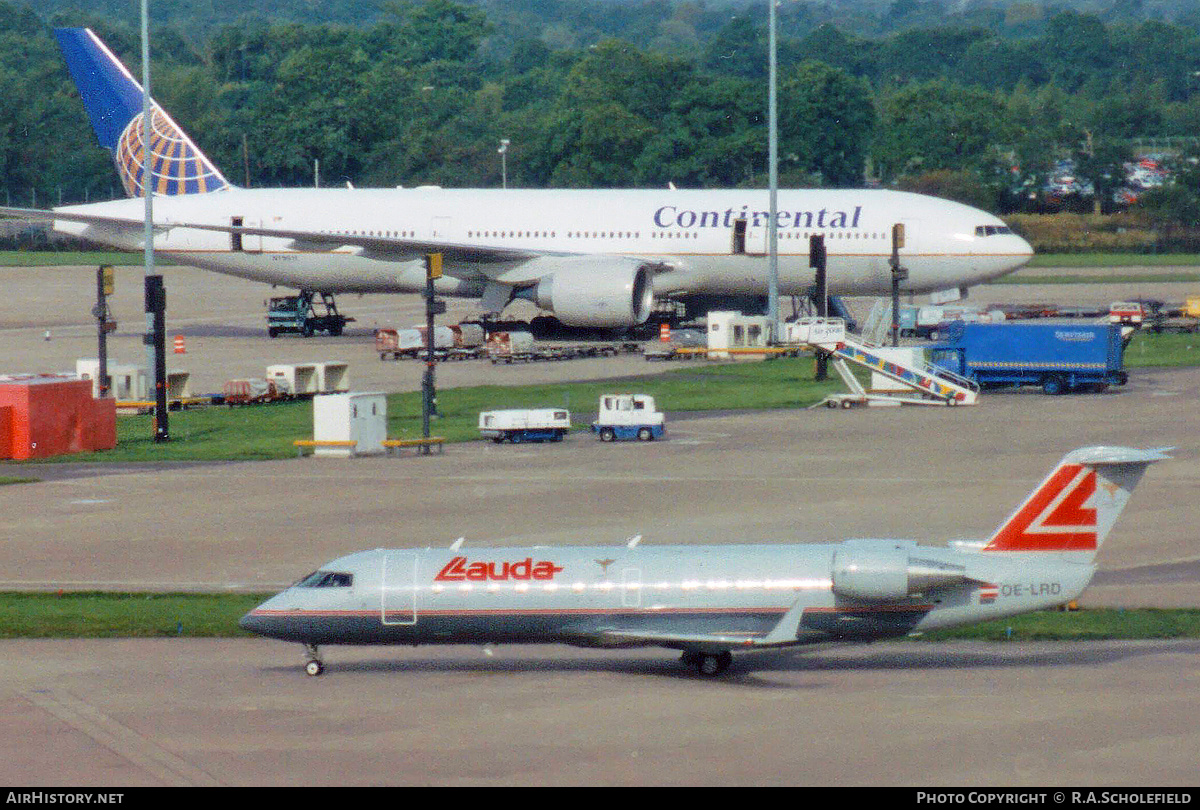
[54,28,229,197]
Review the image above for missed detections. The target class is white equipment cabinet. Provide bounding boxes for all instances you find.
[313,392,387,457]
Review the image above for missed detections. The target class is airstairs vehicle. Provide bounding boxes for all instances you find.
[783,317,980,409]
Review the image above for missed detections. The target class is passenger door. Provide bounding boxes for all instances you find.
[381,551,419,626]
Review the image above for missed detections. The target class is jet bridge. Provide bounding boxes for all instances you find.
[784,317,979,409]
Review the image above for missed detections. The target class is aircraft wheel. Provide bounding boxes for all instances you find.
[697,652,732,677]
[680,651,702,668]
[305,660,325,677]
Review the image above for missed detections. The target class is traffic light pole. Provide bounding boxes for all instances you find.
[809,234,828,381]
[890,224,908,348]
[422,253,446,455]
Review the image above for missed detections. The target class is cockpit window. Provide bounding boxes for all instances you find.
[975,225,1013,237]
[296,570,353,588]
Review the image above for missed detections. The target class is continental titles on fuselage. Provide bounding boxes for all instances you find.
[653,204,863,230]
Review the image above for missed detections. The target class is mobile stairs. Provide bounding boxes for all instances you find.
[784,317,980,409]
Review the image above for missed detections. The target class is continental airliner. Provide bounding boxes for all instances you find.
[0,28,1034,328]
[240,446,1166,677]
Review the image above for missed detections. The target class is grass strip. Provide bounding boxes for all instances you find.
[1124,331,1200,367]
[20,356,847,463]
[0,251,178,267]
[920,608,1200,642]
[994,272,1200,285]
[0,476,39,485]
[1,592,1196,641]
[1026,254,1200,268]
[0,591,269,638]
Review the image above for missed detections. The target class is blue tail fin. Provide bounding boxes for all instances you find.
[55,27,230,197]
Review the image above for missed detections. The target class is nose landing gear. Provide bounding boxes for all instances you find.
[303,644,325,677]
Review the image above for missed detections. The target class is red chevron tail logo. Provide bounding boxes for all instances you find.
[984,463,1098,552]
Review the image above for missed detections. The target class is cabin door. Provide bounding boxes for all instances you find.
[381,551,419,626]
[621,567,642,609]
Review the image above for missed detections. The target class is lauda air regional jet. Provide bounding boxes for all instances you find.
[0,28,1033,328]
[240,446,1167,677]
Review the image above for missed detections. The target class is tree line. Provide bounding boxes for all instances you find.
[2,0,1200,225]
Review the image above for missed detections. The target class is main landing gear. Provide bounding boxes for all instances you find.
[680,650,732,677]
[303,644,325,677]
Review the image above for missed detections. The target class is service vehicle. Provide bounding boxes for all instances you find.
[478,408,571,443]
[928,321,1127,394]
[591,394,665,441]
[268,291,352,338]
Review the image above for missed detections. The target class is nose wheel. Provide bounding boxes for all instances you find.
[303,644,325,677]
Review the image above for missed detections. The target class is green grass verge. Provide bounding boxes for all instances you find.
[0,591,268,638]
[1027,254,1200,268]
[0,251,175,267]
[11,331,1200,465]
[0,476,39,485]
[20,356,846,463]
[1,592,1196,640]
[1124,331,1200,367]
[921,608,1200,642]
[994,272,1200,284]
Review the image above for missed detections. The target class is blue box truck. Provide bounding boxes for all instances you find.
[927,321,1128,394]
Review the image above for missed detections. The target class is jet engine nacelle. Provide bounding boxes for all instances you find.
[831,547,966,601]
[531,261,653,328]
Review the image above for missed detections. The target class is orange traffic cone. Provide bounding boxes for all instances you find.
[173,335,186,354]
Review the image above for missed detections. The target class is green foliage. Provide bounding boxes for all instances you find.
[3,0,1200,208]
[873,80,1010,182]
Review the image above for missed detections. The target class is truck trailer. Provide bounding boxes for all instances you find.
[478,408,571,443]
[927,321,1127,394]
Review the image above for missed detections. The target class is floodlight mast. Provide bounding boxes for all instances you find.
[767,0,780,333]
[142,0,168,442]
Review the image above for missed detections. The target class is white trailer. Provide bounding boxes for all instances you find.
[478,408,571,443]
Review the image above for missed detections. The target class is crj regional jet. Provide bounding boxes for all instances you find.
[0,28,1033,328]
[240,446,1166,677]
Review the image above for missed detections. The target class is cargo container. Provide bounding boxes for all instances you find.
[487,331,536,363]
[927,321,1127,394]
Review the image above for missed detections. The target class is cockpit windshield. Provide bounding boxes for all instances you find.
[296,570,353,588]
[974,225,1014,237]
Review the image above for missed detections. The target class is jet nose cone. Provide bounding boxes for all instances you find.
[238,611,264,635]
[1016,233,1034,260]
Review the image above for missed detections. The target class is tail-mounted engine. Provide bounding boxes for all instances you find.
[831,547,966,601]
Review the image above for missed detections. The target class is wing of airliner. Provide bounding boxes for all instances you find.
[0,203,676,287]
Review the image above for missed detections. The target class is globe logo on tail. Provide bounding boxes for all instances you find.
[115,107,228,197]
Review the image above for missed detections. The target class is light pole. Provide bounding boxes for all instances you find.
[498,138,510,189]
[767,0,780,336]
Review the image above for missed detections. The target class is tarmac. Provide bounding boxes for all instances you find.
[0,262,1198,785]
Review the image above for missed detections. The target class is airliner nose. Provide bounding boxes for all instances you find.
[238,611,264,635]
[1015,233,1034,260]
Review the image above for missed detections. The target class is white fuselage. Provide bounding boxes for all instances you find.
[53,187,1032,300]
